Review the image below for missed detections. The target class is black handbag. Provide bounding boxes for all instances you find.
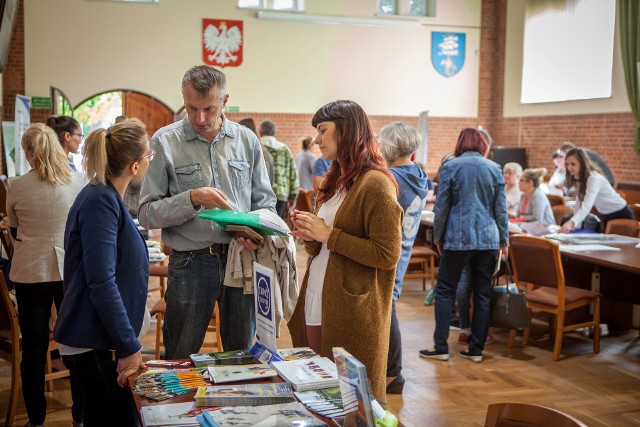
[490,259,528,330]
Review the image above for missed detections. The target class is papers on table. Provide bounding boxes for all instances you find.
[547,233,640,245]
[559,244,622,253]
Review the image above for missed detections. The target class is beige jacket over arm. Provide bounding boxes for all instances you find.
[7,171,85,283]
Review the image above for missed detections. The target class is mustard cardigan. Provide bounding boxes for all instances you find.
[288,170,403,403]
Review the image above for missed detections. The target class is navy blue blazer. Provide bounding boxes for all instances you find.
[54,181,149,358]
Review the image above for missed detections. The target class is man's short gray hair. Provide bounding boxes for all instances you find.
[260,120,277,137]
[378,121,422,164]
[503,162,523,176]
[182,65,227,98]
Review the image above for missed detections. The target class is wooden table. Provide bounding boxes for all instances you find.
[559,240,640,328]
[130,362,333,426]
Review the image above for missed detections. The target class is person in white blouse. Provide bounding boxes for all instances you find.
[6,123,85,427]
[560,148,632,233]
[547,150,567,196]
[503,162,523,218]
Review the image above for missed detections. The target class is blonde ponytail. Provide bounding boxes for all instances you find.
[21,123,72,185]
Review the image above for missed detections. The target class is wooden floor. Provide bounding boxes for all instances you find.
[2,243,640,426]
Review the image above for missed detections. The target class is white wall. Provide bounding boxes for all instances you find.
[503,0,631,117]
[24,0,481,117]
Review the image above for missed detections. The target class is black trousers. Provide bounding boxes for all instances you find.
[62,350,139,427]
[14,281,84,425]
[387,300,402,377]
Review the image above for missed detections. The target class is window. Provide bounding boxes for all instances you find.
[238,0,304,11]
[377,0,435,17]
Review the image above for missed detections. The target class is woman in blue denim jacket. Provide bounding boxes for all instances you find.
[420,128,508,363]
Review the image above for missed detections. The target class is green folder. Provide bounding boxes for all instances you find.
[198,209,290,236]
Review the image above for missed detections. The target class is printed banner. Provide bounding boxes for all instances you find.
[14,95,31,176]
[2,122,16,178]
[253,262,277,352]
[431,32,465,77]
[203,19,243,68]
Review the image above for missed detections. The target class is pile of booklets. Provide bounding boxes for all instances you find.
[134,368,209,401]
[146,240,165,263]
[295,387,358,418]
[194,382,295,406]
[189,349,255,367]
[271,357,340,391]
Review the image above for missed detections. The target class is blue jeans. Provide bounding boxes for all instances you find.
[434,250,496,355]
[393,244,413,300]
[456,264,472,329]
[164,252,255,359]
[62,350,138,427]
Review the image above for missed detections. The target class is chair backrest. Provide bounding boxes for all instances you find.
[509,234,564,290]
[552,205,573,227]
[0,228,14,260]
[604,218,640,238]
[633,204,640,222]
[485,402,588,427]
[294,189,314,213]
[546,194,565,207]
[0,274,19,359]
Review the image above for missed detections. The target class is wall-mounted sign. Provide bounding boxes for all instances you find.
[431,32,465,77]
[203,19,243,68]
[31,97,51,109]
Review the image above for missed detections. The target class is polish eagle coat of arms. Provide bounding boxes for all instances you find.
[202,19,243,68]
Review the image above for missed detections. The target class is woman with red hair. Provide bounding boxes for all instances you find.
[288,100,403,403]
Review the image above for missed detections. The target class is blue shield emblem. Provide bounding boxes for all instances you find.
[432,32,466,77]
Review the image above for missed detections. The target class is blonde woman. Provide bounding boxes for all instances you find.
[6,123,85,427]
[54,121,152,426]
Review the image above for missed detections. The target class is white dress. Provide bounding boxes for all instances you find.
[304,192,345,326]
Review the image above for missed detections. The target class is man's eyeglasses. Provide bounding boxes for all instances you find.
[139,149,156,162]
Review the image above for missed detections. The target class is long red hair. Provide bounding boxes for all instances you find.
[312,100,397,204]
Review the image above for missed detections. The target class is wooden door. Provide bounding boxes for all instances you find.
[122,91,174,137]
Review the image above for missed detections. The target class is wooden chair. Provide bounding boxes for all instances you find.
[294,188,314,213]
[404,244,437,291]
[552,205,573,226]
[0,227,67,392]
[546,194,565,207]
[507,234,600,361]
[0,274,71,426]
[150,298,222,359]
[485,402,588,427]
[604,218,640,238]
[632,204,640,222]
[1,227,14,260]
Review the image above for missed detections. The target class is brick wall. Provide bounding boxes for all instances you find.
[3,0,24,122]
[3,0,639,183]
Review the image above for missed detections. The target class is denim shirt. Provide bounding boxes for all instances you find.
[138,116,276,251]
[433,152,508,250]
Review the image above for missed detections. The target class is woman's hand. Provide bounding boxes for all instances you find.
[290,210,332,243]
[116,351,145,387]
[560,220,575,234]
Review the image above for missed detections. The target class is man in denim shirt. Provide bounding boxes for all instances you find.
[139,66,276,359]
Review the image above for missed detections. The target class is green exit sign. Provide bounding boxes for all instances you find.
[31,97,51,109]
[225,105,240,113]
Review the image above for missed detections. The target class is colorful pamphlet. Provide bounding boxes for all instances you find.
[271,357,339,392]
[207,364,277,384]
[194,382,295,407]
[133,368,209,401]
[198,208,290,236]
[277,347,319,361]
[189,349,255,367]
